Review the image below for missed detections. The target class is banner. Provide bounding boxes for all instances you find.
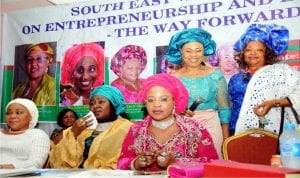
[1,0,300,122]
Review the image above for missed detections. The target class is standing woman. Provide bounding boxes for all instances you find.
[117,74,218,171]
[0,98,50,169]
[230,24,300,134]
[49,85,133,169]
[110,44,147,103]
[13,43,55,105]
[60,42,104,106]
[165,28,231,158]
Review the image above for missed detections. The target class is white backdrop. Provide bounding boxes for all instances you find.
[1,0,300,123]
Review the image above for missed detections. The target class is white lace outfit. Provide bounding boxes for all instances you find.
[235,63,300,134]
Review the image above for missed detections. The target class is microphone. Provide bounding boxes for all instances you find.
[189,97,202,111]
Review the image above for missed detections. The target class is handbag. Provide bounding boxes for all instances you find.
[167,161,204,178]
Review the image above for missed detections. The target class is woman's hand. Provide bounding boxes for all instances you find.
[155,151,177,169]
[134,152,156,170]
[181,109,195,117]
[253,100,275,117]
[71,115,93,138]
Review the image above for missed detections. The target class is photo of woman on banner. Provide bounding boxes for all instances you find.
[60,42,105,106]
[209,43,240,82]
[161,56,183,74]
[12,42,56,106]
[110,44,147,103]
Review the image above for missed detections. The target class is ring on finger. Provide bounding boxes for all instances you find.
[157,156,166,162]
[79,119,86,126]
[160,151,167,157]
[138,156,146,161]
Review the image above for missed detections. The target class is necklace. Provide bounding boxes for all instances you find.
[8,128,27,134]
[152,117,175,129]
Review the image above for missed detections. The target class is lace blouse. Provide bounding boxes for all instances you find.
[179,70,231,124]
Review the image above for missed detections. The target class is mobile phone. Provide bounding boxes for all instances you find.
[189,97,202,111]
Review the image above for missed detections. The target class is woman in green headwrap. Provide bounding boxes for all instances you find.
[165,28,231,158]
[48,85,133,169]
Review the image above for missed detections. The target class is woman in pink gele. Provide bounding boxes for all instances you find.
[117,73,218,171]
[110,44,147,103]
[60,42,104,106]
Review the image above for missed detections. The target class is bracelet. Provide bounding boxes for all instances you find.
[274,99,281,107]
[130,158,138,171]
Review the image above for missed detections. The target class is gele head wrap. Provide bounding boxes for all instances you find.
[233,23,289,55]
[60,42,105,87]
[138,73,189,114]
[6,98,39,129]
[110,44,147,76]
[164,28,216,65]
[25,43,54,63]
[90,85,125,115]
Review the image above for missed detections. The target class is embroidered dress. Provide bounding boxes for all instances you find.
[117,114,218,171]
[228,71,252,132]
[235,64,300,134]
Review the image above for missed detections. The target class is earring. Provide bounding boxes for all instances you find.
[172,105,176,115]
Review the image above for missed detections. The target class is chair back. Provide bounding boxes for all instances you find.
[223,129,279,165]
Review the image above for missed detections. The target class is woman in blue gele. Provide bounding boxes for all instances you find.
[230,24,300,135]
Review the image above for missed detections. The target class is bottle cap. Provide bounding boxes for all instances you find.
[283,123,296,130]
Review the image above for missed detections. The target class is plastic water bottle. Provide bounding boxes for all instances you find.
[279,123,300,169]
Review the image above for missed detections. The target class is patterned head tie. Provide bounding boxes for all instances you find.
[234,23,289,56]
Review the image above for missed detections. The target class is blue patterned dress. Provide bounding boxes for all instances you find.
[228,71,252,132]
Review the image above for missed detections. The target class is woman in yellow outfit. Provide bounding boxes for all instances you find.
[48,85,133,169]
[13,43,55,105]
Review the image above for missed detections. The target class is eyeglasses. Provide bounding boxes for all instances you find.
[25,56,49,64]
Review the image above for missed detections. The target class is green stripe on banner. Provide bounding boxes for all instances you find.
[1,68,13,123]
[105,59,109,84]
[153,57,157,74]
[288,45,300,51]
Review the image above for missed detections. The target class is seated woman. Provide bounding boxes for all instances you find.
[50,108,79,145]
[0,98,50,169]
[48,85,133,169]
[117,73,218,171]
